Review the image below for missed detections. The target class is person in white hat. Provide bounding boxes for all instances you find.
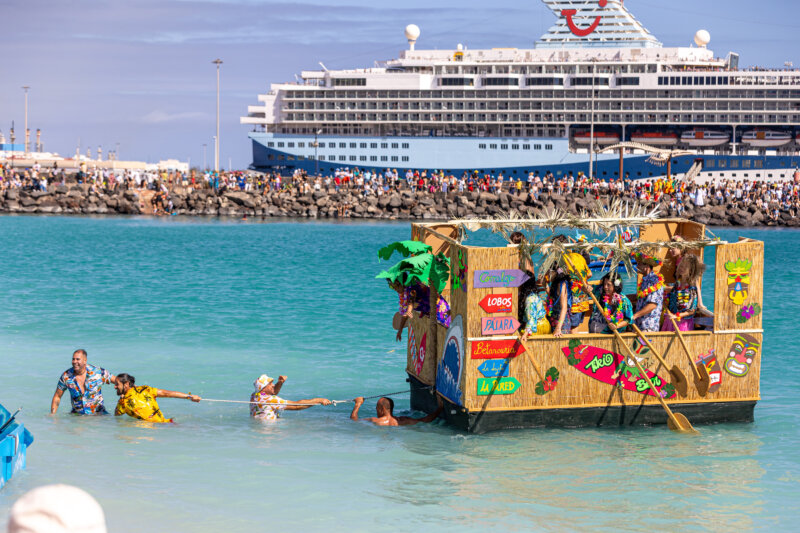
[250,374,331,421]
[7,484,106,533]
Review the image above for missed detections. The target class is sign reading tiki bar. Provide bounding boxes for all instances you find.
[471,339,526,359]
[478,293,513,313]
[473,270,530,288]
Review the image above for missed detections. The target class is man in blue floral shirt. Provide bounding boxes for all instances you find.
[631,252,665,332]
[50,349,115,415]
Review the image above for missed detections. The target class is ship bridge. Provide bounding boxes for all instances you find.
[536,0,662,49]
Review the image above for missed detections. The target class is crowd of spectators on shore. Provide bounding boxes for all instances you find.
[2,161,800,222]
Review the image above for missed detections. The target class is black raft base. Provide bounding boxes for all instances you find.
[408,374,756,434]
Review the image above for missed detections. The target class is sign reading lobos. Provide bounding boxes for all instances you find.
[473,270,530,289]
[471,339,526,359]
[479,293,512,313]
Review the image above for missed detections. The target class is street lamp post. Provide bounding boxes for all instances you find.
[212,59,223,172]
[314,129,322,176]
[22,86,30,155]
[588,61,596,181]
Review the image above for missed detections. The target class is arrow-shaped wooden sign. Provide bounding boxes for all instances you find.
[473,269,530,288]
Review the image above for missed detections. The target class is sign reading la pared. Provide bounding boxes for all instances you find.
[477,377,521,395]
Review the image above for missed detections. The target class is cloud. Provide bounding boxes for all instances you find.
[140,110,210,123]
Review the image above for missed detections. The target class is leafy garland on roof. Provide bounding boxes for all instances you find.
[376,240,451,293]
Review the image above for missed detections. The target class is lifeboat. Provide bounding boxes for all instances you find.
[573,131,620,146]
[630,131,678,146]
[680,129,730,147]
[742,130,791,148]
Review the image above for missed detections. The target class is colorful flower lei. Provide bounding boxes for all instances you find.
[637,273,665,299]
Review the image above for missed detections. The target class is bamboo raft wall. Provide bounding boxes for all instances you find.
[403,219,764,429]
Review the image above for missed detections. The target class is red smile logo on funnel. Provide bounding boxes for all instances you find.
[563,0,607,37]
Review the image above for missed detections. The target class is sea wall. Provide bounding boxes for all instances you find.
[0,184,796,227]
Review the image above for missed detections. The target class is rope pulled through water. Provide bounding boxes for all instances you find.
[200,388,430,407]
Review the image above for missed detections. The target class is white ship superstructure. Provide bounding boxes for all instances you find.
[241,0,800,180]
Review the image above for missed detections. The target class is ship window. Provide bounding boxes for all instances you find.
[730,160,739,168]
[297,155,304,161]
[360,156,367,161]
[288,142,294,147]
[484,77,518,86]
[501,144,508,150]
[392,143,399,148]
[402,143,409,149]
[350,143,357,148]
[617,77,640,86]
[526,77,563,86]
[339,156,346,161]
[534,144,541,150]
[545,144,553,150]
[370,156,377,161]
[402,156,409,162]
[267,142,274,147]
[489,144,498,149]
[718,159,727,168]
[318,155,325,161]
[360,143,367,148]
[350,156,357,161]
[371,143,378,148]
[381,156,388,161]
[479,144,487,149]
[267,154,275,160]
[706,159,715,168]
[318,142,325,148]
[512,144,519,150]
[277,155,285,160]
[339,143,346,148]
[391,156,398,161]
[571,77,608,86]
[277,142,284,147]
[743,159,751,168]
[755,160,763,168]
[440,78,474,86]
[333,78,366,86]
[523,144,530,150]
[298,142,305,148]
[381,143,388,149]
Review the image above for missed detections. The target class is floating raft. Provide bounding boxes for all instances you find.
[0,403,33,489]
[400,218,763,433]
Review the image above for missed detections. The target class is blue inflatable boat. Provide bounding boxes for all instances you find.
[0,403,33,490]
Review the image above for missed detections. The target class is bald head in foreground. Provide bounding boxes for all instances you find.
[350,395,443,426]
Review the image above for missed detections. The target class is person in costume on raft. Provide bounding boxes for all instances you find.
[661,254,705,332]
[51,349,116,415]
[585,272,633,334]
[631,251,665,332]
[113,373,200,423]
[250,374,331,421]
[350,395,443,426]
[509,231,537,331]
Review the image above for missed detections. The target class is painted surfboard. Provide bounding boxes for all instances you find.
[561,344,677,399]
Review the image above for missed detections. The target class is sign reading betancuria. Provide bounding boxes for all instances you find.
[481,316,521,336]
[473,270,530,288]
[471,339,526,359]
[478,293,513,314]
[477,360,510,378]
[477,377,521,395]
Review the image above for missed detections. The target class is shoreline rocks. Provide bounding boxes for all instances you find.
[0,184,797,228]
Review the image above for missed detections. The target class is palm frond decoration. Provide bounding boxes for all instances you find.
[376,250,451,293]
[377,240,432,261]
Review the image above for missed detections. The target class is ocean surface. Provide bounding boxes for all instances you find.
[0,215,798,532]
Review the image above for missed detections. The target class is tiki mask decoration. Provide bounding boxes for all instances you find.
[724,259,752,306]
[724,334,760,377]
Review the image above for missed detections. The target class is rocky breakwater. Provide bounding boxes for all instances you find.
[0,185,797,227]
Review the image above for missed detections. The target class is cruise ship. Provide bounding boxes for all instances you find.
[241,0,800,181]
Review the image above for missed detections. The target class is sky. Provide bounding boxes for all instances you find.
[1,0,799,169]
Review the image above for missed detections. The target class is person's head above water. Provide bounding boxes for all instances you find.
[376,397,394,417]
[71,349,88,374]
[114,373,135,396]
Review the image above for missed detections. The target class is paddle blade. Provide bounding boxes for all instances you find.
[695,363,711,397]
[670,366,689,398]
[667,412,699,435]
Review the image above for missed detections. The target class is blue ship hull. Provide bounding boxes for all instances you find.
[249,133,799,179]
[0,403,33,490]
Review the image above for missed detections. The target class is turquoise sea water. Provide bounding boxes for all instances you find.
[0,215,799,531]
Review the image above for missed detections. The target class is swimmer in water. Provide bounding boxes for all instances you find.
[350,395,443,426]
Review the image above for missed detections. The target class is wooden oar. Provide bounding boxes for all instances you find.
[629,323,688,398]
[517,333,546,382]
[564,256,698,434]
[668,315,711,397]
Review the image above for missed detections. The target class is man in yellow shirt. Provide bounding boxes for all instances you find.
[113,373,200,423]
